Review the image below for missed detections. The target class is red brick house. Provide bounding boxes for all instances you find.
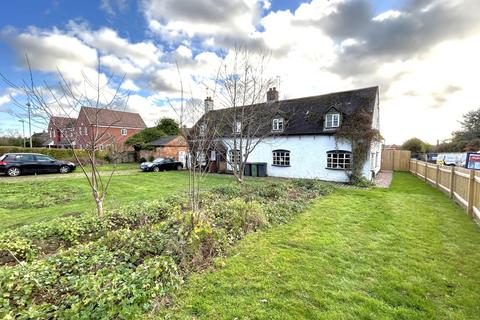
[46,116,76,148]
[140,135,188,165]
[74,107,147,152]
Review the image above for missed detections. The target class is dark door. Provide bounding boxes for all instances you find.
[34,155,58,173]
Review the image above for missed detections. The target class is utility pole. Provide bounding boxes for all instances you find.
[19,120,26,147]
[26,101,32,148]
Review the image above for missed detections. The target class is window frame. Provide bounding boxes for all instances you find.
[272,118,284,132]
[234,121,242,134]
[324,113,341,129]
[326,150,351,170]
[272,149,291,167]
[199,123,207,136]
[120,128,128,136]
[228,149,241,164]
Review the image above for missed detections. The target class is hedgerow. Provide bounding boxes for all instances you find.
[0,146,107,163]
[0,179,335,318]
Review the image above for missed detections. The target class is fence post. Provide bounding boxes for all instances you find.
[449,166,455,199]
[415,160,418,176]
[468,169,475,216]
[435,164,439,187]
[424,161,428,182]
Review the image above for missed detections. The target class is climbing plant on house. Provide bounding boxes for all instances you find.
[334,105,382,184]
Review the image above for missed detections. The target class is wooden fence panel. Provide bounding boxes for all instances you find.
[409,159,480,221]
[382,149,411,171]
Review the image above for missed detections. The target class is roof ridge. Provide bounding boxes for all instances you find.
[80,106,142,116]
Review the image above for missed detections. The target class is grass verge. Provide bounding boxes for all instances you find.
[0,171,247,228]
[156,172,480,319]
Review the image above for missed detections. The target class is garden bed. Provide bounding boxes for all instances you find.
[0,179,334,318]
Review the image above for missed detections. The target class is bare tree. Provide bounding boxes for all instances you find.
[1,58,130,215]
[213,47,278,183]
[167,67,218,212]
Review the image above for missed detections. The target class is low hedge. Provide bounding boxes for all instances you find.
[0,146,107,163]
[0,180,335,318]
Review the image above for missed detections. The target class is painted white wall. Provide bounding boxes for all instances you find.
[222,135,376,182]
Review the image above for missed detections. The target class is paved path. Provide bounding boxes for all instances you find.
[374,170,393,188]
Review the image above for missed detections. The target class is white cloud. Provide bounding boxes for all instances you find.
[68,23,162,69]
[0,94,11,107]
[372,10,404,22]
[121,79,141,92]
[142,0,262,41]
[127,94,178,126]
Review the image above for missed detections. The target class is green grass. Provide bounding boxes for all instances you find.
[157,173,480,319]
[0,170,246,228]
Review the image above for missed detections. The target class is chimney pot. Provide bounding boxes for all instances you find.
[266,87,279,102]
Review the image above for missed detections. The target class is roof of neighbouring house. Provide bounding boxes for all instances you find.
[149,135,186,147]
[49,116,76,129]
[80,107,147,128]
[197,86,379,137]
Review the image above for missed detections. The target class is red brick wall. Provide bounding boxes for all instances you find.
[139,136,188,161]
[74,110,144,151]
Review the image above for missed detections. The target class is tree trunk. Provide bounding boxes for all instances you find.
[95,198,104,216]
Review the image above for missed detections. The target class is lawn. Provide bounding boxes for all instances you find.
[0,169,246,228]
[157,172,480,319]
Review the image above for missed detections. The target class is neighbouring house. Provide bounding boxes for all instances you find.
[195,86,382,182]
[31,131,49,147]
[140,135,188,165]
[46,108,147,151]
[74,107,147,152]
[45,116,76,148]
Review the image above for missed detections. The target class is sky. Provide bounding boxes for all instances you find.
[0,0,479,144]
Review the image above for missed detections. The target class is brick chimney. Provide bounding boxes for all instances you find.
[267,87,279,102]
[204,96,214,113]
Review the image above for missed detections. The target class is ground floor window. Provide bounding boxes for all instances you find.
[272,149,290,166]
[327,150,351,169]
[229,149,241,164]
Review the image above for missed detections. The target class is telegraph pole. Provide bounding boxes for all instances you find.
[26,101,32,148]
[19,120,26,147]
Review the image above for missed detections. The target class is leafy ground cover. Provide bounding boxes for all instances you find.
[0,170,246,228]
[156,173,480,319]
[0,179,333,318]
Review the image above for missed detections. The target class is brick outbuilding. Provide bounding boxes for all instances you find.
[140,135,188,165]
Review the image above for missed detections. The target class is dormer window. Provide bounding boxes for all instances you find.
[272,118,284,132]
[325,113,340,128]
[199,123,207,136]
[235,121,242,134]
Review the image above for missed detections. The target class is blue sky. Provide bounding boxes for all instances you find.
[0,0,479,144]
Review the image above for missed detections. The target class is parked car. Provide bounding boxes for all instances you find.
[0,153,76,177]
[436,153,467,167]
[140,158,183,172]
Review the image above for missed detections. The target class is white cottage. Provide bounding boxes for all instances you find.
[197,86,382,182]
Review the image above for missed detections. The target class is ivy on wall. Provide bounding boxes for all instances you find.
[334,106,382,184]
